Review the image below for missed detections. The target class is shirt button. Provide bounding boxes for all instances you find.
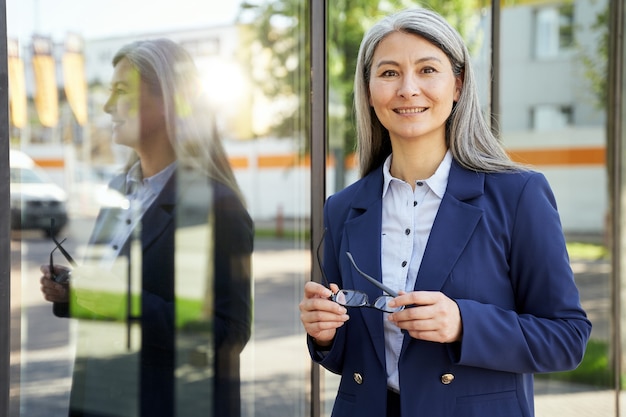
[405,228,411,235]
[416,181,424,186]
[112,245,118,250]
[126,219,132,225]
[413,201,417,207]
[401,261,407,267]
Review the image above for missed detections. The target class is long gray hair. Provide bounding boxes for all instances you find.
[112,38,244,202]
[354,8,521,177]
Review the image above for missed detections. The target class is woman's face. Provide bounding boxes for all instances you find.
[368,31,462,146]
[103,57,165,151]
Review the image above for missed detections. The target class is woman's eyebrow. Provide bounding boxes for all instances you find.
[375,56,443,68]
[109,80,129,88]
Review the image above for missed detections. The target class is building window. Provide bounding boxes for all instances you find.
[531,104,573,130]
[534,4,575,59]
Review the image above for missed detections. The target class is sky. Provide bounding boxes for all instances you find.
[6,0,242,42]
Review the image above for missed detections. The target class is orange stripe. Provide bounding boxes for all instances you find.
[229,156,249,169]
[345,153,358,170]
[229,147,607,170]
[257,154,298,168]
[33,158,65,168]
[507,146,605,166]
[30,147,607,172]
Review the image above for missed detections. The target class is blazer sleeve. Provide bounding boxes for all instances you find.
[454,172,592,373]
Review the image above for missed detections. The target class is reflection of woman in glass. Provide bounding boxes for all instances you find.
[40,39,253,417]
[299,8,590,417]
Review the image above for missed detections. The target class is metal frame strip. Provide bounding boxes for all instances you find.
[310,1,327,417]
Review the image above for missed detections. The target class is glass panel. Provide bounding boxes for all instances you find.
[7,1,310,416]
[500,0,614,414]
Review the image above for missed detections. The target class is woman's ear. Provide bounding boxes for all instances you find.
[454,70,465,102]
[454,70,464,102]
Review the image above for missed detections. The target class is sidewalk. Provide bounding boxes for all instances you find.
[535,381,617,416]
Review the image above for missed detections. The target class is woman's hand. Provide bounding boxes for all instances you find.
[299,281,349,347]
[387,291,462,343]
[40,264,70,303]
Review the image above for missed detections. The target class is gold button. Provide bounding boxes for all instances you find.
[353,373,363,385]
[441,373,454,385]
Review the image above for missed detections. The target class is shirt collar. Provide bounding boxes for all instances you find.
[382,150,452,199]
[126,160,177,196]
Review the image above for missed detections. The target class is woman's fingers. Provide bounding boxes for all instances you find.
[300,281,349,344]
[388,291,462,343]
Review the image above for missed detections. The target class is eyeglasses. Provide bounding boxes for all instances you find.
[316,231,403,313]
[49,218,77,283]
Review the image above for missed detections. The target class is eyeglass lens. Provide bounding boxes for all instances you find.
[333,290,401,313]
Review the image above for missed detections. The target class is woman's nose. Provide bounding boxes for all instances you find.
[397,75,420,97]
[103,95,114,114]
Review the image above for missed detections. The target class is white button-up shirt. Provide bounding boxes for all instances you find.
[100,160,176,269]
[381,151,451,392]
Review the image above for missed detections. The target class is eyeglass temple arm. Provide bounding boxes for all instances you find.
[50,219,78,267]
[53,239,78,267]
[345,252,399,298]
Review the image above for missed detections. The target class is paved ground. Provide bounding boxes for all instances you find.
[8,220,618,416]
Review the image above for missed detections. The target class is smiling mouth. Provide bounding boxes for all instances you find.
[394,107,427,114]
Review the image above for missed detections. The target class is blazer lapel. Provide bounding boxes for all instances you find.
[140,173,176,252]
[413,160,485,291]
[342,170,387,370]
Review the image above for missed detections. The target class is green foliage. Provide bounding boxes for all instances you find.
[566,241,608,260]
[578,4,608,110]
[68,291,210,329]
[238,0,310,138]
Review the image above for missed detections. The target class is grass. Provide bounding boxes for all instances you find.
[254,227,310,240]
[566,241,609,260]
[68,290,209,330]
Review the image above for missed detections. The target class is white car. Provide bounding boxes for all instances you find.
[10,150,68,237]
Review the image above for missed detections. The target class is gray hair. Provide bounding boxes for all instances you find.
[112,39,244,202]
[354,8,521,177]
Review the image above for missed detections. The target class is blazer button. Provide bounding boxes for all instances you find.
[353,373,363,385]
[441,373,455,385]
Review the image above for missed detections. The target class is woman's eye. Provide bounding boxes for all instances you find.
[381,69,398,77]
[109,87,127,96]
[422,67,436,74]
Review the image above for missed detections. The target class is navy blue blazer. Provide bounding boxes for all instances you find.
[312,159,591,417]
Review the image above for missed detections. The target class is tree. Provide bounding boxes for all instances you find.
[578,3,608,110]
[238,0,310,139]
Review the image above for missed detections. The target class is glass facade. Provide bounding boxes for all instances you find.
[6,2,311,416]
[0,0,624,416]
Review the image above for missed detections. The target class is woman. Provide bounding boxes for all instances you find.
[299,8,590,417]
[40,39,253,417]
